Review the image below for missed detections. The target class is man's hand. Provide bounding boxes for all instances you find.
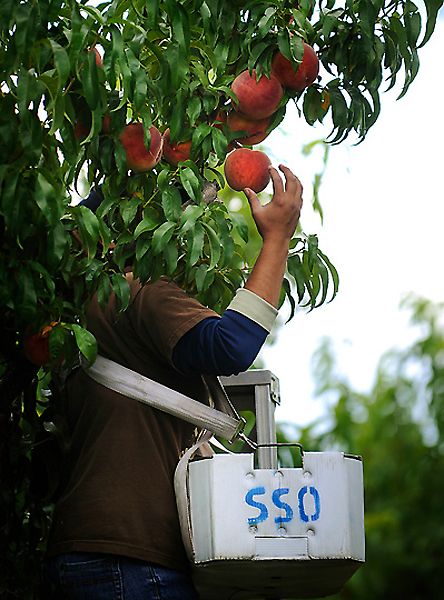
[244,164,303,243]
[243,164,304,308]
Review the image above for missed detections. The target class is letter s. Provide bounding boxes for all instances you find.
[272,488,294,524]
[245,486,268,526]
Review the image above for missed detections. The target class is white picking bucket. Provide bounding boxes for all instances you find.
[182,449,365,599]
[174,371,365,599]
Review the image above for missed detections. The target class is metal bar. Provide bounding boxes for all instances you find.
[255,384,278,469]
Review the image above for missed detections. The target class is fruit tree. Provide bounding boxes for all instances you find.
[0,0,442,596]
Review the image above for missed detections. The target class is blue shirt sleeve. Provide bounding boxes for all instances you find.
[172,310,269,376]
[78,187,103,212]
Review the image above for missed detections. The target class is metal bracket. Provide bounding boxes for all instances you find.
[220,370,280,469]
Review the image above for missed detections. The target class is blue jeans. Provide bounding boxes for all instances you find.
[44,552,199,600]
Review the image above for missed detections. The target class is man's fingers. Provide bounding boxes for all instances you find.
[268,166,284,197]
[244,187,261,213]
[278,164,302,195]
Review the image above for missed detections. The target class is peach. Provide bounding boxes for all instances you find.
[74,113,110,140]
[226,111,271,145]
[24,332,50,366]
[119,123,163,172]
[271,43,319,92]
[224,148,271,193]
[213,110,227,129]
[230,70,283,120]
[102,113,111,133]
[74,120,90,141]
[23,323,57,366]
[90,46,103,67]
[162,128,192,166]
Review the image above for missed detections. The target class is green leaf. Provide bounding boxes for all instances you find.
[152,221,176,255]
[49,39,71,92]
[162,186,182,222]
[230,212,249,244]
[146,0,160,28]
[179,204,204,231]
[289,35,305,64]
[314,257,329,308]
[120,198,139,228]
[189,222,205,266]
[186,96,202,125]
[163,240,178,276]
[205,167,226,191]
[17,269,37,320]
[322,12,340,37]
[247,41,270,71]
[202,222,221,270]
[28,261,56,301]
[35,173,64,227]
[133,69,148,112]
[419,0,443,48]
[179,166,201,202]
[282,277,296,322]
[81,49,101,110]
[97,272,112,307]
[17,68,44,114]
[211,127,228,160]
[287,254,306,303]
[318,248,340,302]
[47,222,68,267]
[135,235,151,263]
[70,324,97,365]
[257,7,276,37]
[191,123,213,155]
[307,234,319,271]
[75,206,100,259]
[49,325,66,362]
[48,92,66,135]
[404,3,422,47]
[166,0,190,52]
[303,87,324,125]
[195,264,213,293]
[277,29,291,61]
[111,273,131,312]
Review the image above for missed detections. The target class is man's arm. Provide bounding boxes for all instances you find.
[243,164,303,307]
[172,164,303,376]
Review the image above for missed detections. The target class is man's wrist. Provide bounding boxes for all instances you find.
[261,235,291,257]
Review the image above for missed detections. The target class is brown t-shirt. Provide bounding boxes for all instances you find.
[47,275,218,571]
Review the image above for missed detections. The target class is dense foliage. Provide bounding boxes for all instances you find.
[0,0,442,597]
[278,296,444,599]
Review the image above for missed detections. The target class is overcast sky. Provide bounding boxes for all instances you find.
[259,15,444,427]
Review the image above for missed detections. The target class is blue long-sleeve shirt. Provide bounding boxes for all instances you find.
[172,310,268,376]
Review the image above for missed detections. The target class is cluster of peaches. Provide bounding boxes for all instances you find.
[26,47,319,367]
[106,43,319,194]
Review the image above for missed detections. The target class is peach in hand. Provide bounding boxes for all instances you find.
[224,148,272,193]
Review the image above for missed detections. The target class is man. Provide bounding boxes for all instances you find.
[44,164,303,599]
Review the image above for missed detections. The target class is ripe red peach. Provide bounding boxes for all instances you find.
[226,111,271,145]
[224,148,271,193]
[90,46,103,67]
[231,70,283,120]
[271,43,319,92]
[119,123,163,172]
[162,128,192,166]
[23,323,57,366]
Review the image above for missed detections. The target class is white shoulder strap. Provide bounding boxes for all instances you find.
[82,355,245,442]
[174,429,213,560]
